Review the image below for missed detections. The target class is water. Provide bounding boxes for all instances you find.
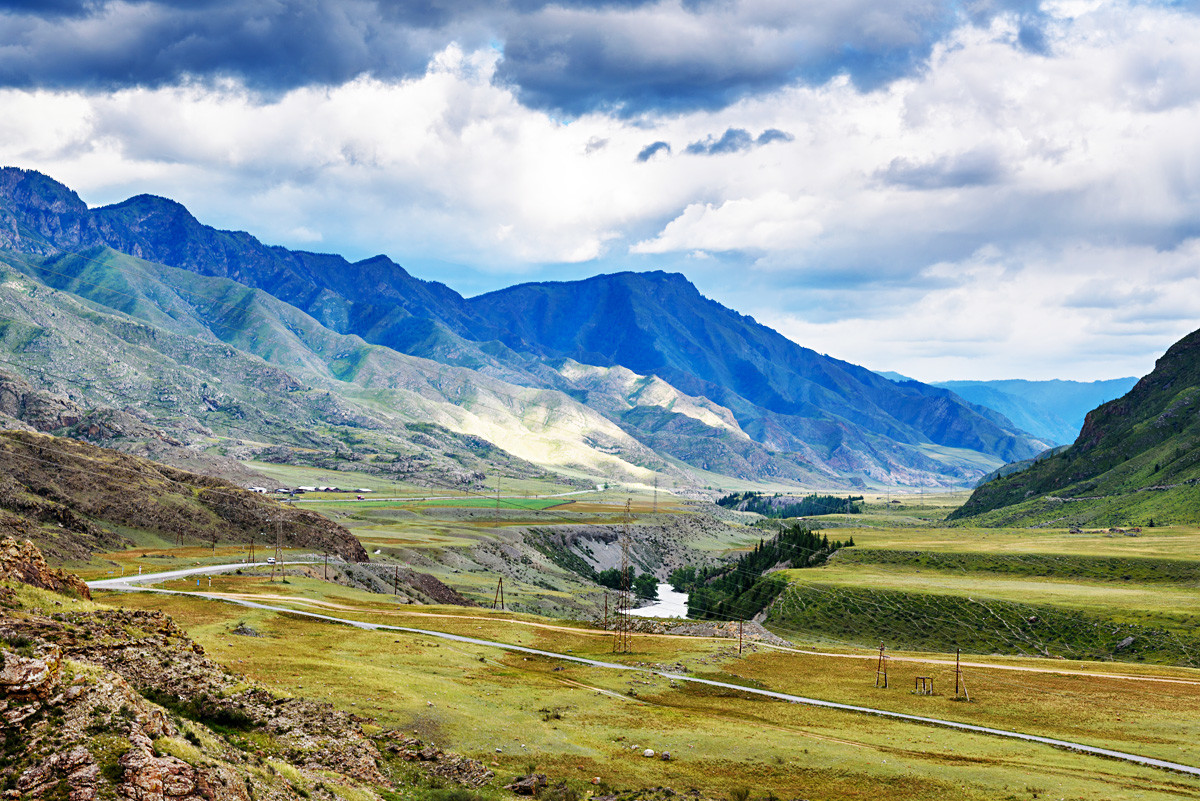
[628,583,689,618]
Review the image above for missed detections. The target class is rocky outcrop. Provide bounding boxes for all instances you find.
[378,733,493,787]
[0,370,83,432]
[0,536,91,599]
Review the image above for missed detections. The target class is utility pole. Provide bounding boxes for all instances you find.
[603,591,609,630]
[250,532,257,564]
[493,577,505,610]
[394,565,400,596]
[212,530,217,557]
[875,642,889,688]
[272,518,283,582]
[324,552,328,581]
[955,648,970,701]
[738,619,744,655]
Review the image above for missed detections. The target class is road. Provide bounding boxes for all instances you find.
[283,489,599,504]
[88,561,311,590]
[86,572,1200,779]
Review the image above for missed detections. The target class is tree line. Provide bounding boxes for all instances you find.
[595,567,658,599]
[715,491,864,518]
[670,524,853,620]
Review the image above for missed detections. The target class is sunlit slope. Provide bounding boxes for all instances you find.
[0,248,670,482]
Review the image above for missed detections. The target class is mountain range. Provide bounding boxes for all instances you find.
[932,378,1138,445]
[0,167,1052,488]
[949,325,1200,526]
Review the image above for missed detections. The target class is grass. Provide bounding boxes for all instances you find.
[749,523,1200,665]
[837,547,1200,583]
[96,575,1200,801]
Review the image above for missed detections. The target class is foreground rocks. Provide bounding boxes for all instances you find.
[0,536,91,599]
[0,542,491,801]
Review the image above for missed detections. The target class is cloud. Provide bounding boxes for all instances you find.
[494,0,1052,114]
[685,128,752,155]
[755,128,794,146]
[635,141,671,162]
[631,193,823,253]
[684,127,793,155]
[0,0,492,91]
[0,0,1070,115]
[879,149,1004,189]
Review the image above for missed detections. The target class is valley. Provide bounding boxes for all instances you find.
[2,168,1199,801]
[9,462,1197,800]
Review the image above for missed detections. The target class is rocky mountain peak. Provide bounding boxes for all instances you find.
[0,167,87,214]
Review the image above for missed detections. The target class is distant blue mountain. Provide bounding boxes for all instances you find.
[932,378,1139,445]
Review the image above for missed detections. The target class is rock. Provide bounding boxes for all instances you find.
[0,646,61,700]
[0,537,91,599]
[660,752,671,761]
[504,774,548,795]
[643,749,655,758]
[1115,635,1136,651]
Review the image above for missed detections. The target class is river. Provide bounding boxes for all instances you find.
[628,583,689,618]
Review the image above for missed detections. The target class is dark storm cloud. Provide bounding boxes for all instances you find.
[0,0,1071,111]
[493,0,1057,114]
[635,141,670,161]
[685,127,794,155]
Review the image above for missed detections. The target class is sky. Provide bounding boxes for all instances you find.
[1,0,1198,382]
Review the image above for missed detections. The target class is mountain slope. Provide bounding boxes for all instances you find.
[934,378,1138,445]
[0,247,670,486]
[470,272,1049,469]
[0,167,1049,486]
[949,328,1200,526]
[0,429,367,562]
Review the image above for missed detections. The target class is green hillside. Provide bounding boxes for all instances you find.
[949,327,1200,526]
[0,247,673,487]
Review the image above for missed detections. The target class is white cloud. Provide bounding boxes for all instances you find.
[2,2,1200,380]
[631,192,823,254]
[755,241,1200,381]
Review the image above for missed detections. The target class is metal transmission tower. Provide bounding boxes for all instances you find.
[613,499,633,653]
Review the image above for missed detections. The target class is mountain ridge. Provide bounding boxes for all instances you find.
[0,166,1049,486]
[948,327,1200,525]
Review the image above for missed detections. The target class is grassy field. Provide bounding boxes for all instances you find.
[94,577,1200,801]
[70,477,1200,798]
[747,522,1200,668]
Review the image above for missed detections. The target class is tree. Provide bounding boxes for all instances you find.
[632,572,659,599]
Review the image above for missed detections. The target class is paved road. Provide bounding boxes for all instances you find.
[87,577,1200,779]
[88,561,312,590]
[285,489,599,504]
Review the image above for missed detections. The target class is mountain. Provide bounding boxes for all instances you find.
[470,272,1050,474]
[933,378,1138,445]
[0,167,1050,486]
[948,327,1200,526]
[0,246,672,486]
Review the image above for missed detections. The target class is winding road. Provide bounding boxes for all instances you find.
[87,564,1200,780]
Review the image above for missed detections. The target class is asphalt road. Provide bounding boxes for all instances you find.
[85,572,1200,779]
